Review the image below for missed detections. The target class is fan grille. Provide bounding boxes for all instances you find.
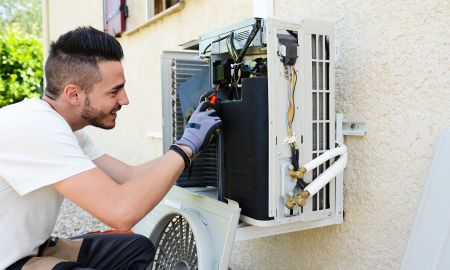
[151,215,198,270]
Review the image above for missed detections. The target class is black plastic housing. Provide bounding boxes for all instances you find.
[221,77,271,220]
[213,59,232,85]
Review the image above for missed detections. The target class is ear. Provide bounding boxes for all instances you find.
[62,84,83,105]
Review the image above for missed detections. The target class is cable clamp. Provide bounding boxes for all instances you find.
[284,134,297,145]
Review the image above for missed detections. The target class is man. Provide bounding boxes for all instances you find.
[0,27,221,269]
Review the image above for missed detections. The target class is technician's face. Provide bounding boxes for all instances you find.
[81,61,128,129]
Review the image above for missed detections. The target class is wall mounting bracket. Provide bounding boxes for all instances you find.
[341,115,368,136]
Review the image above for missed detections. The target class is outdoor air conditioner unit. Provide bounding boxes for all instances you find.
[134,17,347,270]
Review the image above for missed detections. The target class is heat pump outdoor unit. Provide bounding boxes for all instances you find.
[133,17,348,270]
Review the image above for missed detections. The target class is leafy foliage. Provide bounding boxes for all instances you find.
[0,30,43,107]
[0,0,42,37]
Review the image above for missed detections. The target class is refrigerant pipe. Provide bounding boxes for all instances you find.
[286,144,348,208]
[304,152,347,196]
[289,144,347,178]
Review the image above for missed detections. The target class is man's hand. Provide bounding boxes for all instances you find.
[176,101,222,157]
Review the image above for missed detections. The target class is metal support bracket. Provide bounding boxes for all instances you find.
[341,115,368,136]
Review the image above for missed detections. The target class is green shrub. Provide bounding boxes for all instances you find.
[0,29,43,107]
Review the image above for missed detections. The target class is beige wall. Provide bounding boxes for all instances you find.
[44,0,450,269]
[44,0,103,48]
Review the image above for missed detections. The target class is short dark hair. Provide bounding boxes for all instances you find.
[45,26,124,98]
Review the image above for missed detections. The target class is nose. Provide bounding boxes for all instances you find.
[119,89,129,105]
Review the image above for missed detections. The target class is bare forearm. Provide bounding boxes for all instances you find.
[129,157,163,180]
[115,150,185,229]
[94,155,163,184]
[56,150,186,231]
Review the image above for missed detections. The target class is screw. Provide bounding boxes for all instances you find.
[201,218,208,225]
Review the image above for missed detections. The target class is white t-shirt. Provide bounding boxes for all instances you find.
[0,98,104,269]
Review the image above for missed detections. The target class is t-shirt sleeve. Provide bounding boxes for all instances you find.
[74,130,105,160]
[0,112,99,196]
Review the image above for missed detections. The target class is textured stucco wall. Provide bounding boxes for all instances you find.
[229,1,449,270]
[45,0,450,269]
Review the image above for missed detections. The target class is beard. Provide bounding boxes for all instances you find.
[81,95,121,130]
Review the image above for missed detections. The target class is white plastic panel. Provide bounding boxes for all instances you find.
[265,17,339,225]
[400,129,450,270]
[133,186,241,270]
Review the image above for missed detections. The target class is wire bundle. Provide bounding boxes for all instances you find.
[287,66,297,148]
[286,66,307,190]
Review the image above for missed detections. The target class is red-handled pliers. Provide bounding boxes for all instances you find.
[200,84,220,105]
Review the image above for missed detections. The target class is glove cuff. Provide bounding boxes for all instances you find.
[175,138,198,156]
[169,144,192,169]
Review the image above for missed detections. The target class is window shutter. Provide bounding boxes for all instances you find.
[103,0,128,37]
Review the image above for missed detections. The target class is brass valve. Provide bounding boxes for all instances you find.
[285,190,310,209]
[286,192,296,209]
[294,190,310,207]
[289,166,306,179]
[286,165,310,209]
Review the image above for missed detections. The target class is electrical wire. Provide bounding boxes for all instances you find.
[226,32,238,62]
[286,65,307,189]
[226,32,240,98]
[237,68,242,84]
[236,20,261,63]
[287,66,298,148]
[202,35,230,55]
[241,60,265,76]
[208,19,262,100]
[227,21,262,99]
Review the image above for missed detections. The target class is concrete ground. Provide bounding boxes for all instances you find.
[53,199,110,238]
